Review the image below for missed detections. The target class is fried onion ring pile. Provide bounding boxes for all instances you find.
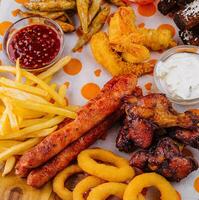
[123,173,179,200]
[77,148,135,182]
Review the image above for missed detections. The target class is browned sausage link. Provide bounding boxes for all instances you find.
[15,74,137,171]
[27,111,121,188]
[15,117,73,177]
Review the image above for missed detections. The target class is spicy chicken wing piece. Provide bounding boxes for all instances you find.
[170,127,199,149]
[130,137,198,181]
[125,94,198,128]
[116,94,199,152]
[16,74,137,173]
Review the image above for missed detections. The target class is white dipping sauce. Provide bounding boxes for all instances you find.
[156,52,199,100]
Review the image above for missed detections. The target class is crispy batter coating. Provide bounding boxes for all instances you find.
[130,137,198,181]
[109,7,176,51]
[90,32,155,76]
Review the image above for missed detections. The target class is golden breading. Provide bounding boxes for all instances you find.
[109,7,176,51]
[90,32,154,76]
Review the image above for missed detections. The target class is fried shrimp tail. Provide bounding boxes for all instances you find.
[73,4,110,52]
[24,1,76,11]
[15,74,137,174]
[90,32,155,76]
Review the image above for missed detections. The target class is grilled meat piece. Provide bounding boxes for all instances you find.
[116,94,199,152]
[16,74,137,173]
[158,0,194,15]
[130,137,198,181]
[116,117,154,152]
[124,94,198,128]
[174,0,199,30]
[179,29,199,45]
[171,127,199,149]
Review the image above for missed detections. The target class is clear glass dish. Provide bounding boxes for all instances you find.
[154,45,199,105]
[3,16,64,73]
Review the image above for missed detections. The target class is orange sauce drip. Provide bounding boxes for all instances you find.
[81,83,100,100]
[0,21,12,36]
[64,81,70,88]
[158,24,176,37]
[145,82,152,90]
[138,23,145,28]
[194,177,199,193]
[94,69,102,77]
[15,0,28,4]
[176,191,182,200]
[12,9,20,17]
[138,3,156,17]
[63,58,82,75]
[0,43,2,51]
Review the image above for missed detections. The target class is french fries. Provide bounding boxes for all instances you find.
[0,138,41,162]
[0,57,77,174]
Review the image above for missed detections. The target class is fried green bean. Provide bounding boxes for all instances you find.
[76,0,89,33]
[88,0,102,24]
[106,0,127,6]
[24,1,76,11]
[18,10,65,20]
[55,20,75,32]
[73,4,110,52]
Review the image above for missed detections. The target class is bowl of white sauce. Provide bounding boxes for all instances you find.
[154,45,199,105]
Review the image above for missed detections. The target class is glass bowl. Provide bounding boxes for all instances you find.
[154,45,199,105]
[3,16,64,73]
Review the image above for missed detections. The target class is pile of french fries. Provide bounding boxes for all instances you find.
[0,56,78,176]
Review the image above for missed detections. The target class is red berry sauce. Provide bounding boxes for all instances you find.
[7,24,61,69]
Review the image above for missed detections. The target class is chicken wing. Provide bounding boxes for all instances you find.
[116,94,199,152]
[130,137,198,181]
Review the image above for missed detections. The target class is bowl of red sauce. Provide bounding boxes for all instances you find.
[3,17,64,72]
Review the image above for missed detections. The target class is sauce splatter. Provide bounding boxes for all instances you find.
[64,81,70,88]
[94,69,102,77]
[81,83,100,100]
[145,82,152,91]
[176,191,181,200]
[158,24,176,37]
[0,21,12,36]
[15,0,28,4]
[0,43,2,51]
[12,9,20,17]
[138,3,156,17]
[63,58,82,75]
[194,177,199,192]
[138,23,145,28]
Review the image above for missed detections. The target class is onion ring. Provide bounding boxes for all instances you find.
[123,173,179,200]
[73,176,104,200]
[53,165,83,200]
[77,148,135,182]
[87,182,127,200]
